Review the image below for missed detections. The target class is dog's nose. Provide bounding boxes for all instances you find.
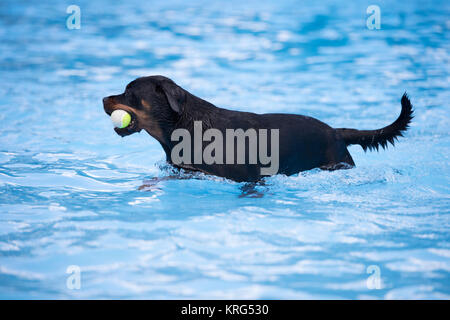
[103,96,113,114]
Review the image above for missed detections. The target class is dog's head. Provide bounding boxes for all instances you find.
[103,75,186,143]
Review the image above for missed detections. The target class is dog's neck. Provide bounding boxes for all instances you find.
[146,93,220,163]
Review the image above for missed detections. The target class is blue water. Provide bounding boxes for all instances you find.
[0,0,449,299]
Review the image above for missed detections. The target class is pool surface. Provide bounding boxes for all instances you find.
[0,0,449,299]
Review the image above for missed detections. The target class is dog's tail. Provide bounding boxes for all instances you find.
[335,93,414,151]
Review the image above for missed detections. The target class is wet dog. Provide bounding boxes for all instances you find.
[103,75,413,182]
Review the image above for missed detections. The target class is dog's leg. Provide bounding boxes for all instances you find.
[319,162,354,171]
[138,174,193,191]
[238,181,266,198]
[138,176,174,191]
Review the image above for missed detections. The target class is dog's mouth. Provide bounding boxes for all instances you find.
[103,99,141,137]
[113,112,138,137]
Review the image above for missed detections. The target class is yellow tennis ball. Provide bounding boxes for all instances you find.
[111,110,131,128]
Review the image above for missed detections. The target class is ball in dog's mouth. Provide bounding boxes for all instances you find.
[110,110,131,128]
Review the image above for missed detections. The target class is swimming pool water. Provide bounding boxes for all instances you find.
[0,0,449,299]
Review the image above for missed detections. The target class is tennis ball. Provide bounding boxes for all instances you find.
[111,110,131,128]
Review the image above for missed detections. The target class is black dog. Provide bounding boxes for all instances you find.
[103,76,413,182]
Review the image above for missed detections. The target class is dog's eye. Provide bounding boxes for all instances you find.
[131,94,140,106]
[125,91,139,107]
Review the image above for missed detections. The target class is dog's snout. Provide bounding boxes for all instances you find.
[103,96,115,115]
[103,96,112,105]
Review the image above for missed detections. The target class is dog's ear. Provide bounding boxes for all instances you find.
[159,80,186,114]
